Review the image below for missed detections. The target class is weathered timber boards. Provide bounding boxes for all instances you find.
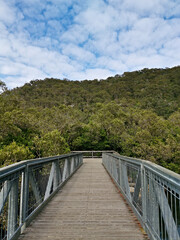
[19,159,148,240]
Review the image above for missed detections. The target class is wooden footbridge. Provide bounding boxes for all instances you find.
[0,151,180,240]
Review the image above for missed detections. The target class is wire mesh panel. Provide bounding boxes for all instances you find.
[0,153,83,240]
[126,162,142,216]
[144,167,180,240]
[102,153,180,240]
[0,170,23,240]
[27,162,52,215]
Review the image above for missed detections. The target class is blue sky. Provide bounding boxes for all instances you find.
[0,0,180,89]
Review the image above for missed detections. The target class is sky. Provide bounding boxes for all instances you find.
[0,0,180,89]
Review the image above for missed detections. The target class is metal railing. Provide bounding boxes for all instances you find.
[0,153,83,240]
[102,153,180,240]
[71,150,118,158]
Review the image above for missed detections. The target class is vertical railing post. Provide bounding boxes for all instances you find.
[81,154,83,164]
[67,157,71,177]
[118,159,121,186]
[7,177,19,240]
[115,159,119,183]
[114,159,118,182]
[53,160,61,190]
[122,163,131,200]
[70,157,74,174]
[77,155,79,167]
[149,172,160,237]
[62,159,68,181]
[141,164,147,224]
[75,155,78,168]
[74,155,77,169]
[20,165,29,228]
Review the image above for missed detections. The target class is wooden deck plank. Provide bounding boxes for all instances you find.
[19,159,148,240]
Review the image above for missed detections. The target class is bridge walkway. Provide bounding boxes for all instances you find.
[19,158,148,240]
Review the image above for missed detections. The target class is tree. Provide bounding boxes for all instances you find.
[0,80,7,93]
[0,66,180,173]
[33,130,70,158]
[0,141,34,166]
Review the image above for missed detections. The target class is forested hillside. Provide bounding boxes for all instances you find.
[0,66,180,173]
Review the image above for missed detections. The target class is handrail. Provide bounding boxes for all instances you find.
[102,153,180,240]
[0,153,80,178]
[1,151,179,240]
[104,153,180,188]
[71,150,118,158]
[0,153,83,240]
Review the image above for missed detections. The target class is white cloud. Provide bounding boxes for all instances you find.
[44,4,63,19]
[108,0,177,17]
[60,24,88,44]
[62,44,95,63]
[0,60,44,77]
[160,38,180,60]
[96,56,127,73]
[0,0,16,24]
[69,68,114,80]
[47,20,63,35]
[0,0,180,88]
[0,60,47,89]
[0,38,13,57]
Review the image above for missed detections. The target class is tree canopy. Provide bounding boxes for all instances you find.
[0,66,180,173]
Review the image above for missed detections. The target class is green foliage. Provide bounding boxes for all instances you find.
[0,80,7,93]
[0,66,180,173]
[0,141,34,166]
[6,66,180,116]
[0,109,39,148]
[33,130,70,158]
